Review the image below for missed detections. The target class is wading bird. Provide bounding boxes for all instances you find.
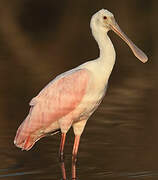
[14,9,148,173]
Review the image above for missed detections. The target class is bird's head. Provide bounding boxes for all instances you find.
[90,9,148,63]
[90,9,114,32]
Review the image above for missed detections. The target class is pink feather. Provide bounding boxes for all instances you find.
[14,69,90,150]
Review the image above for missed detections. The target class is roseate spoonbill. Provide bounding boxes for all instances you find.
[14,9,148,161]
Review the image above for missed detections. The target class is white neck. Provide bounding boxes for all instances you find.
[92,28,116,73]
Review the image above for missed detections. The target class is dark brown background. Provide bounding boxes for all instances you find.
[0,0,157,180]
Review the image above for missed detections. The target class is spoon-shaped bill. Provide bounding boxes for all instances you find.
[110,18,148,63]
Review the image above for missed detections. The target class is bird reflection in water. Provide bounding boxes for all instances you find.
[59,155,77,180]
[59,134,79,179]
[60,160,67,180]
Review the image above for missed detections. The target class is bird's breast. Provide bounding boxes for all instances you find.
[74,79,107,121]
[71,63,109,121]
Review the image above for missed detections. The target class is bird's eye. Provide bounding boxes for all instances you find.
[103,16,107,20]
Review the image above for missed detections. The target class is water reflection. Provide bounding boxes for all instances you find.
[60,161,67,180]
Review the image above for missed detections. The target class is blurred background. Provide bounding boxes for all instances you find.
[0,0,157,180]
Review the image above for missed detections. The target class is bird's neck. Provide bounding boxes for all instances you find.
[93,29,116,71]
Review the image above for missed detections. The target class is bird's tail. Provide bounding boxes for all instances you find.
[14,116,37,151]
[14,117,60,151]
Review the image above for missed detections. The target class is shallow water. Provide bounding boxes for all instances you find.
[0,0,157,180]
[1,67,158,180]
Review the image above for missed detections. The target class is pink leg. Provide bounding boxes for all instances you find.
[60,161,67,180]
[59,133,66,161]
[72,135,80,180]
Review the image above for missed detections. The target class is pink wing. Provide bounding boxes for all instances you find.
[14,69,90,150]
